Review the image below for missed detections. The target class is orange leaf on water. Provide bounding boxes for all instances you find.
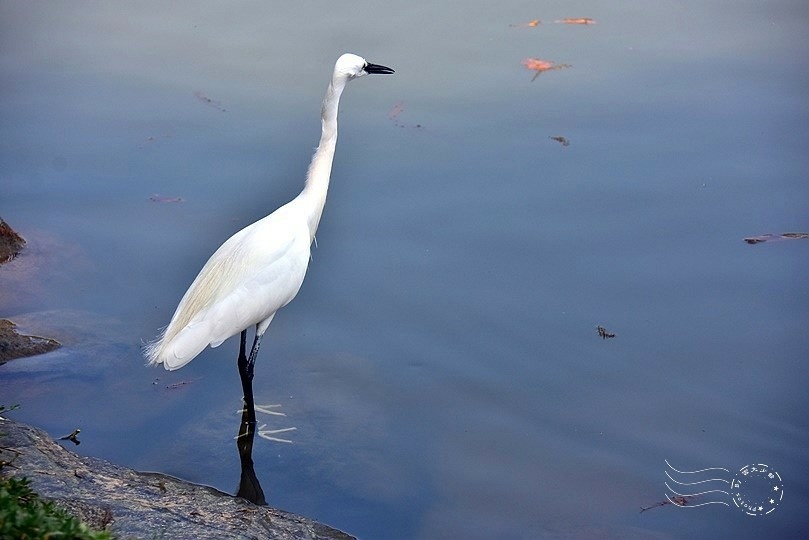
[510,19,541,27]
[521,58,572,81]
[555,18,597,25]
[522,58,553,71]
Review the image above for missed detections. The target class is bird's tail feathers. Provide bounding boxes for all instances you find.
[142,330,167,368]
[156,321,215,371]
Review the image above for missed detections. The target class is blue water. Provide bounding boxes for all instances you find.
[2,2,808,538]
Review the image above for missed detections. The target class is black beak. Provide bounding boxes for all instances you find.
[365,62,395,75]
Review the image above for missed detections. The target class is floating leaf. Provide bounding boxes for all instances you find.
[387,101,424,129]
[550,135,570,146]
[597,325,615,340]
[743,232,809,244]
[640,495,697,513]
[521,58,572,81]
[149,194,185,203]
[388,101,405,121]
[555,18,597,25]
[193,91,227,112]
[510,19,541,27]
[165,379,195,390]
[138,133,173,149]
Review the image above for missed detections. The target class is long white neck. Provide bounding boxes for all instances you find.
[299,76,348,241]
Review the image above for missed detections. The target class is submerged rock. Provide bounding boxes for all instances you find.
[0,420,355,540]
[0,319,61,363]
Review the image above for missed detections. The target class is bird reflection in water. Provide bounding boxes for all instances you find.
[234,402,297,504]
[235,400,266,505]
[234,333,297,504]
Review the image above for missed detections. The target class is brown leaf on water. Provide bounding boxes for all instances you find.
[550,135,570,147]
[164,379,197,391]
[596,325,615,340]
[510,19,541,28]
[166,381,191,390]
[521,58,572,81]
[193,91,227,112]
[640,495,697,513]
[743,232,809,244]
[556,18,597,25]
[149,194,185,203]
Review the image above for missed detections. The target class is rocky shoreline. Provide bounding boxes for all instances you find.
[1,222,354,538]
[1,419,355,539]
[0,218,63,362]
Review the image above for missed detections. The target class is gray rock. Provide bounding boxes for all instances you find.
[0,420,355,540]
[0,217,26,263]
[0,319,61,363]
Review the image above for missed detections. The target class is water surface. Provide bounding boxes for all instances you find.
[2,2,808,538]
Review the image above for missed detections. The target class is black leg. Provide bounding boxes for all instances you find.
[247,332,263,375]
[237,330,263,426]
[237,329,256,424]
[237,329,248,374]
[235,328,266,504]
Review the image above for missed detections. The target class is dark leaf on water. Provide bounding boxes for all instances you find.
[743,232,809,244]
[640,495,697,513]
[597,325,616,339]
[388,101,424,129]
[149,194,185,203]
[193,91,227,112]
[550,135,570,146]
[166,380,195,391]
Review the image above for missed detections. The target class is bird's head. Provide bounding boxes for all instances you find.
[334,53,395,80]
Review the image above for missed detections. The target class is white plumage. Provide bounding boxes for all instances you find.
[145,53,393,373]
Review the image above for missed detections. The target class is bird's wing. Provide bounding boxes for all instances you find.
[156,209,311,369]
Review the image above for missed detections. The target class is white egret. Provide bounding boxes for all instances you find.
[145,53,394,418]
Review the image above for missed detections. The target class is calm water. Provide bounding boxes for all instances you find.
[2,2,808,538]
